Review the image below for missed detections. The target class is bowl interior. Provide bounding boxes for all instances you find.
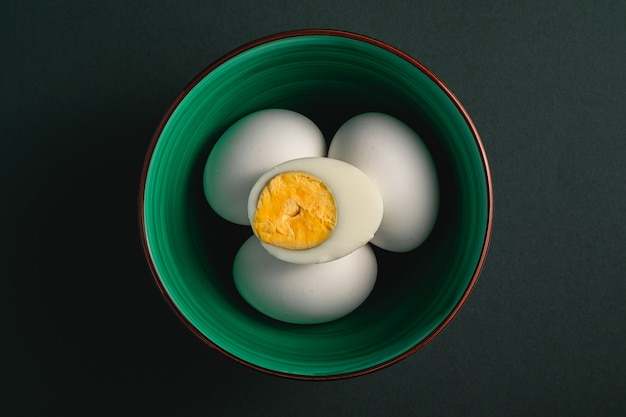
[141,32,490,378]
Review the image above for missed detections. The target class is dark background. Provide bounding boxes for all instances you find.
[3,0,625,415]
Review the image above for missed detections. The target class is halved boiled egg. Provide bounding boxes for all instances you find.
[247,157,383,264]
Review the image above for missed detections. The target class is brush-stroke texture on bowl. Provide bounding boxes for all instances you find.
[139,29,493,380]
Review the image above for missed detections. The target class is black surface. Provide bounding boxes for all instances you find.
[3,1,625,416]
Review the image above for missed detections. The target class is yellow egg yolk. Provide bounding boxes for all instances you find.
[252,171,337,250]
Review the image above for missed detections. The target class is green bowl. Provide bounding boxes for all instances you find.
[139,29,493,379]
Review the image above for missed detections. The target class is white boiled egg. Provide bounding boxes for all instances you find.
[328,112,439,252]
[247,157,383,264]
[203,109,326,225]
[234,236,377,324]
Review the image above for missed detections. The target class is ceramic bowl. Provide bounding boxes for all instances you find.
[139,29,493,379]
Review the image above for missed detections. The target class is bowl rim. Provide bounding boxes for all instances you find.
[138,28,493,381]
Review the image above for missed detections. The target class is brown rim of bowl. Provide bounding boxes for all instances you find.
[137,28,494,381]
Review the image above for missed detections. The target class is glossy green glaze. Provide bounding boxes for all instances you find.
[141,31,491,378]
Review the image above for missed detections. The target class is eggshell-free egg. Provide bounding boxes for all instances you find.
[203,109,326,225]
[248,157,383,264]
[328,112,439,252]
[234,236,377,324]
